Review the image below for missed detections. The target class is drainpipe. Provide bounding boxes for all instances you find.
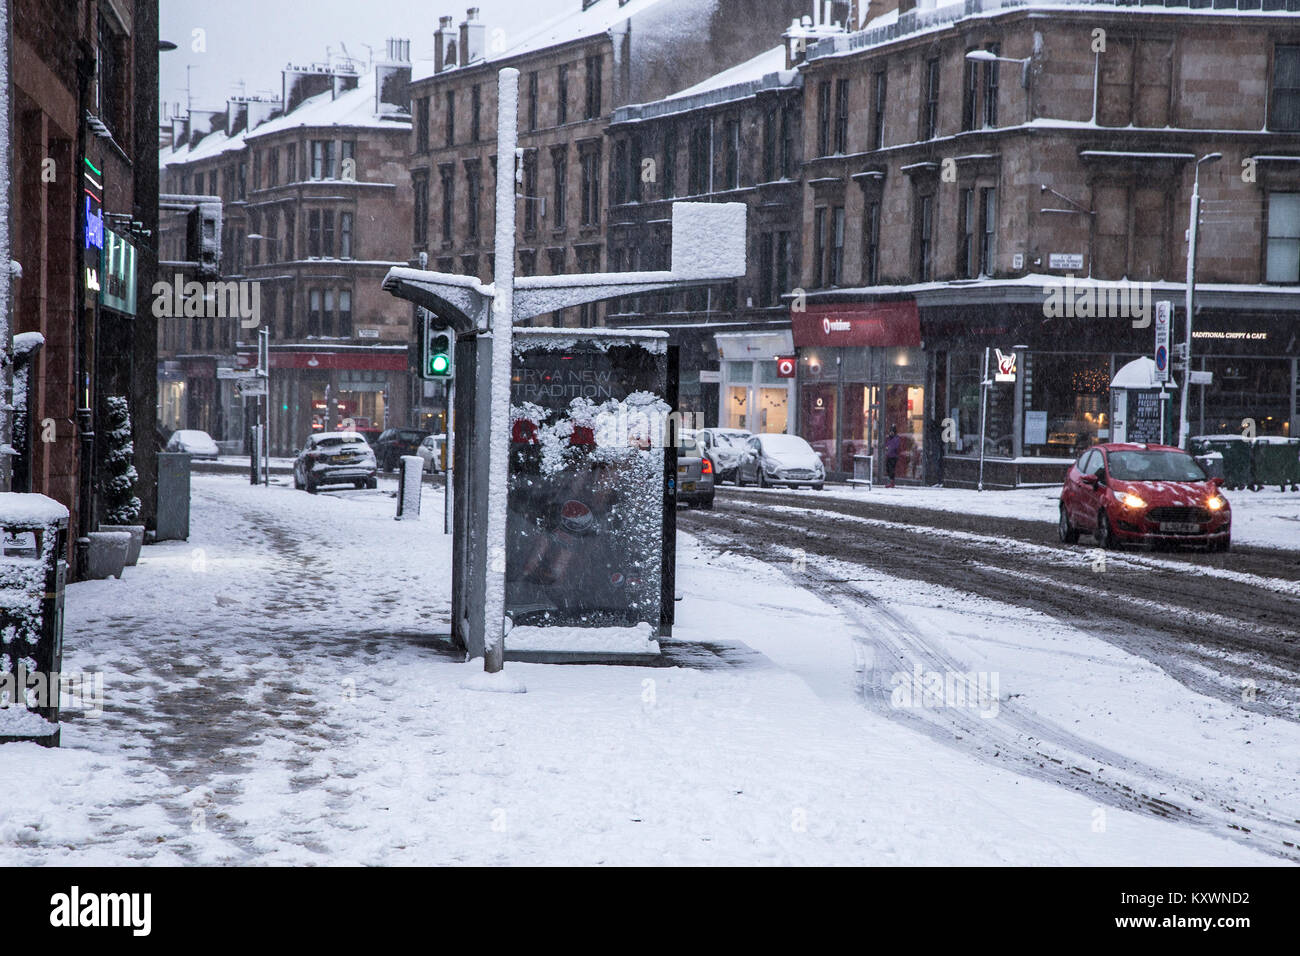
[0,0,13,493]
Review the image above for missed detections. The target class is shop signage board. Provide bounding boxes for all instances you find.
[791,302,921,348]
[697,369,721,383]
[1154,301,1172,383]
[1025,410,1048,445]
[775,356,797,378]
[994,349,1017,383]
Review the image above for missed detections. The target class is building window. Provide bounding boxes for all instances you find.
[527,72,539,131]
[340,140,355,178]
[663,124,677,197]
[338,290,352,337]
[519,249,536,276]
[629,135,642,202]
[267,147,279,187]
[580,145,601,226]
[724,119,740,190]
[872,70,887,150]
[238,162,247,199]
[252,151,262,190]
[323,211,335,257]
[522,151,538,235]
[308,210,321,257]
[1273,45,1300,131]
[863,201,880,285]
[322,290,335,337]
[471,84,482,142]
[445,89,456,146]
[415,96,430,152]
[817,80,832,156]
[781,105,795,177]
[829,206,845,286]
[340,212,354,259]
[96,12,124,137]
[413,171,428,245]
[1265,192,1300,283]
[548,247,565,275]
[983,44,1000,127]
[552,147,567,228]
[962,55,979,131]
[283,209,294,260]
[959,187,976,278]
[834,78,849,154]
[585,54,602,119]
[813,206,827,287]
[762,107,777,182]
[688,125,709,195]
[312,140,334,179]
[577,245,600,325]
[282,288,294,337]
[917,193,934,281]
[440,165,455,242]
[285,144,296,183]
[979,187,996,276]
[308,289,323,336]
[923,58,940,139]
[466,162,481,240]
[557,64,569,125]
[613,139,629,206]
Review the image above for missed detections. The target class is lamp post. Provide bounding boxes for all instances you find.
[1178,152,1222,450]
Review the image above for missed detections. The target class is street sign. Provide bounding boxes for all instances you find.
[1154,301,1172,383]
[217,367,259,380]
[1189,370,1213,386]
[236,376,268,397]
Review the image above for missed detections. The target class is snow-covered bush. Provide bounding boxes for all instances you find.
[102,396,141,525]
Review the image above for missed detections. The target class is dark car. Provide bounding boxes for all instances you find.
[373,427,431,471]
[294,432,378,493]
[1059,443,1231,551]
[676,431,715,508]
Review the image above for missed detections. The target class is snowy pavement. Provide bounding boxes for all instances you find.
[0,474,1290,864]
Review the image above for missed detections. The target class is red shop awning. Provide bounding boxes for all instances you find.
[791,301,921,348]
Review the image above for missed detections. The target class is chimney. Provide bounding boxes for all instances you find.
[245,97,281,130]
[226,98,249,136]
[897,0,916,13]
[459,7,485,67]
[375,38,413,116]
[435,16,456,72]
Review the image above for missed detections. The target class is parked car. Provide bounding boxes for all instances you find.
[416,434,446,474]
[694,427,752,484]
[165,429,220,459]
[372,427,431,471]
[736,433,826,489]
[1059,443,1231,551]
[294,431,378,493]
[676,431,715,508]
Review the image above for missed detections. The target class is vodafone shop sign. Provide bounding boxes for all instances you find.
[791,302,922,348]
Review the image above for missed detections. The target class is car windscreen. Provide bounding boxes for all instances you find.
[679,435,699,453]
[397,431,425,441]
[315,435,367,449]
[761,435,813,456]
[1107,450,1207,481]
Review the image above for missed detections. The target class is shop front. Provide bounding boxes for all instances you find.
[714,331,795,435]
[791,301,926,480]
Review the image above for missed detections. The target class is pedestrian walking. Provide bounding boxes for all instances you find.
[884,425,901,488]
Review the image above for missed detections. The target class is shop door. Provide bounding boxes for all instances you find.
[884,384,926,480]
[758,387,789,433]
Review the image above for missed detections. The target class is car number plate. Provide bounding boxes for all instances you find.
[682,482,696,492]
[1160,521,1201,533]
[678,465,687,473]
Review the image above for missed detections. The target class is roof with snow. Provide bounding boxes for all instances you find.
[412,0,667,82]
[247,70,409,142]
[663,45,790,101]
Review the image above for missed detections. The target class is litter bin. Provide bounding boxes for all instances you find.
[156,451,192,541]
[1252,437,1300,491]
[0,494,69,747]
[1191,436,1253,490]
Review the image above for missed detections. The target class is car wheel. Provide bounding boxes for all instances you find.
[1211,534,1231,553]
[1058,503,1080,544]
[1096,509,1116,549]
[306,477,317,495]
[813,483,824,491]
[736,469,746,487]
[700,497,714,510]
[367,477,378,490]
[758,470,768,488]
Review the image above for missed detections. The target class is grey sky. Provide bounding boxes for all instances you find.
[160,0,574,116]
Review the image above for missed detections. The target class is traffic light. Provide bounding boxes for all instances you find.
[420,310,454,380]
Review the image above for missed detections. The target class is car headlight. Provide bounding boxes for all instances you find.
[1112,490,1146,509]
[1207,495,1226,511]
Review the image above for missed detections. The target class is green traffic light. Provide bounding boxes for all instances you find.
[430,353,450,375]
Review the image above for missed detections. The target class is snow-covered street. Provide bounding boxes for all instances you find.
[1,474,1294,865]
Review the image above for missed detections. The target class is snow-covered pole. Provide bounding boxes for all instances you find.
[0,0,14,494]
[482,67,519,674]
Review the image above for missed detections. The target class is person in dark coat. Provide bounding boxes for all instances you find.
[884,425,901,488]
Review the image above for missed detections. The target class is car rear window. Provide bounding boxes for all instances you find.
[1108,450,1206,481]
[316,435,367,448]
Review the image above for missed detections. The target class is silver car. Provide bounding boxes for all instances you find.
[676,431,715,508]
[694,427,752,484]
[293,431,378,493]
[736,433,826,489]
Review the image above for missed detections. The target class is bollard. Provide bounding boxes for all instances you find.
[395,455,423,520]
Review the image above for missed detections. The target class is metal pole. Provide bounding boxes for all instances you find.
[0,0,14,494]
[482,67,519,674]
[978,346,990,492]
[1179,169,1201,451]
[444,379,454,534]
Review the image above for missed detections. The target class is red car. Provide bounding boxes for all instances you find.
[1059,443,1231,551]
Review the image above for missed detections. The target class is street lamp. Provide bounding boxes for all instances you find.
[965,49,1033,122]
[1178,152,1222,451]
